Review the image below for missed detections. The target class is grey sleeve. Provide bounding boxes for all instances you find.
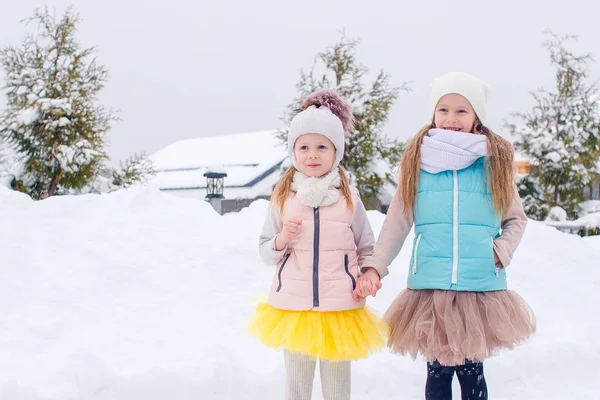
[493,185,528,268]
[360,192,414,279]
[258,204,288,266]
[351,200,376,268]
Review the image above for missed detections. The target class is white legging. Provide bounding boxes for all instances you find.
[284,350,351,400]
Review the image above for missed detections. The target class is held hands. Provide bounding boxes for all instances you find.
[352,267,382,301]
[275,218,302,251]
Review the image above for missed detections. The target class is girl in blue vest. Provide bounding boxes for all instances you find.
[352,72,536,400]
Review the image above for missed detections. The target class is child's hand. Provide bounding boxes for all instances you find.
[275,218,302,250]
[493,250,503,268]
[352,267,382,301]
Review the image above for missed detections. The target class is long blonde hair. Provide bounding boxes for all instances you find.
[271,166,355,213]
[399,120,515,218]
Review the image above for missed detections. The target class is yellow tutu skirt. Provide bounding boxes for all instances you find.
[247,301,389,361]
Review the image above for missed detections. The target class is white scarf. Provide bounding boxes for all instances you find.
[420,128,490,174]
[291,169,341,208]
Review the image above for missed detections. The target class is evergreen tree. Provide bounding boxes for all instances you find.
[278,33,410,206]
[516,174,549,220]
[112,153,156,189]
[0,7,149,199]
[508,32,600,218]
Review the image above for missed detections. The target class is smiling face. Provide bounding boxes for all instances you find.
[293,133,336,177]
[433,93,478,134]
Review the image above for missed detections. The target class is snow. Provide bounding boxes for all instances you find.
[578,211,600,228]
[579,200,600,216]
[542,201,600,230]
[513,150,532,163]
[546,211,600,230]
[547,206,567,221]
[369,158,389,180]
[544,151,562,163]
[205,164,226,175]
[54,141,100,174]
[150,130,285,172]
[58,117,71,127]
[0,141,23,188]
[0,186,599,399]
[15,108,39,125]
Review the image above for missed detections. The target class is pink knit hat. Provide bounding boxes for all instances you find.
[288,89,354,170]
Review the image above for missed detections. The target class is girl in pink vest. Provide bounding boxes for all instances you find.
[248,89,388,400]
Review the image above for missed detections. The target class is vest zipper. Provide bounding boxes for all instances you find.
[412,233,422,276]
[276,254,291,292]
[451,170,459,285]
[313,207,320,307]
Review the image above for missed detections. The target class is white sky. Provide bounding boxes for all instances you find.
[1,0,599,163]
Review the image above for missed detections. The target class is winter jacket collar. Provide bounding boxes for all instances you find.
[291,169,341,208]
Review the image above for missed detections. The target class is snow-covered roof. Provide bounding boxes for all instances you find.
[148,130,287,195]
[148,129,400,204]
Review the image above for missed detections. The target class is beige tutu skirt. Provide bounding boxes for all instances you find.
[385,289,536,366]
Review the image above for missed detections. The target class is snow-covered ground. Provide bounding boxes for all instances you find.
[0,186,598,399]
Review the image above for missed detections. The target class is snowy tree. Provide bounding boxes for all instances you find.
[68,153,156,194]
[508,32,600,218]
[112,153,156,188]
[517,174,550,220]
[0,7,150,199]
[0,138,19,187]
[278,33,410,206]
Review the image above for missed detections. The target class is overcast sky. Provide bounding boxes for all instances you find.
[1,0,599,164]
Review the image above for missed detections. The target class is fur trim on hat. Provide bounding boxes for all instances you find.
[301,89,354,136]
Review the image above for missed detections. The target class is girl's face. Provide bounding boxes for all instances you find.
[294,133,336,177]
[433,94,478,133]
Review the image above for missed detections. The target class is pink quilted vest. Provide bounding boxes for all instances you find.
[267,188,366,311]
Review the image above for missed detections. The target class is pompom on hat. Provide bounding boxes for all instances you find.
[288,89,354,170]
[428,72,491,123]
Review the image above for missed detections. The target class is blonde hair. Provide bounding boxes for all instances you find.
[271,166,355,213]
[399,119,515,218]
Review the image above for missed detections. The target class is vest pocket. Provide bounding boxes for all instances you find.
[344,254,356,291]
[276,254,291,292]
[412,233,423,276]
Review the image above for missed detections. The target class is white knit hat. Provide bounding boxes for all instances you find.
[288,89,353,171]
[428,72,491,123]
